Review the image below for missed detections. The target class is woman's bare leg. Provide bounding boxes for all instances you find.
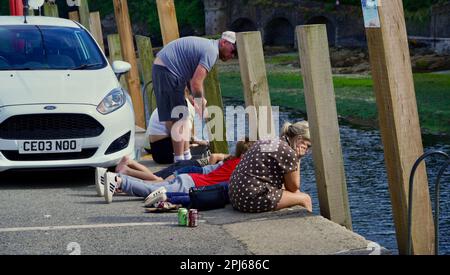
[276,190,312,212]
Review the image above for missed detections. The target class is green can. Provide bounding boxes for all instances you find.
[178,208,188,226]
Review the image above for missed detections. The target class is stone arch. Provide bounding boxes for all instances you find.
[264,17,295,47]
[230,18,257,32]
[306,16,336,46]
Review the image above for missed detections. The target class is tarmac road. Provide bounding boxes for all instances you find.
[0,168,248,255]
[0,167,378,256]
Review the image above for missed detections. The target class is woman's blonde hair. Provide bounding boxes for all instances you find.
[281,120,310,141]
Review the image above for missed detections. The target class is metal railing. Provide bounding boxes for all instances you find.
[407,150,449,255]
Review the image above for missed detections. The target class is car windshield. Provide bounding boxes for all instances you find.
[0,25,107,70]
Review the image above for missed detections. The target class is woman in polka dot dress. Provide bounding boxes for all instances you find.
[229,121,313,213]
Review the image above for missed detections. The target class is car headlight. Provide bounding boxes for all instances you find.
[97,88,126,115]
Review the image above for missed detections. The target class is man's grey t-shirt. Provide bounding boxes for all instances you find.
[157,37,219,83]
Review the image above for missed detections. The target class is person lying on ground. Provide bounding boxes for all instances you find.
[229,121,313,213]
[96,139,254,204]
[94,152,232,198]
[112,150,233,182]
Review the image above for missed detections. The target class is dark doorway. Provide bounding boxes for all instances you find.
[230,18,257,32]
[264,18,294,47]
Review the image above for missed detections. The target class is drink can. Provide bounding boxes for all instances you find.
[188,209,198,227]
[178,208,188,226]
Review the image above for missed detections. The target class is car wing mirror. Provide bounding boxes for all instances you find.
[112,60,131,80]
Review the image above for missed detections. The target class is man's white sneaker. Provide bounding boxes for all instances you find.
[104,172,119,204]
[144,186,167,208]
[95,167,107,197]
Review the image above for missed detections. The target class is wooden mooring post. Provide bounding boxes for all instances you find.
[42,2,58,17]
[203,67,229,154]
[78,0,90,32]
[89,11,105,53]
[156,0,180,46]
[113,0,146,129]
[68,11,80,22]
[296,25,352,230]
[106,34,128,92]
[156,0,228,153]
[135,35,156,121]
[236,31,275,141]
[26,6,34,16]
[365,0,434,254]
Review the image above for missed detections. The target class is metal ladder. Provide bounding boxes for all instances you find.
[407,150,450,255]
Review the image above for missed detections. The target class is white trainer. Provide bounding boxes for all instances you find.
[144,186,167,208]
[104,172,119,204]
[95,167,107,197]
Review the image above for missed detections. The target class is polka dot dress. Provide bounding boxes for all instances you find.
[229,139,299,213]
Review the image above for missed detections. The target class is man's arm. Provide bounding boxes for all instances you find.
[190,64,209,98]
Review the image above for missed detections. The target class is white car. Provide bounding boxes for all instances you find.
[0,16,136,172]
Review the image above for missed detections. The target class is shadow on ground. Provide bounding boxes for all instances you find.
[0,168,94,189]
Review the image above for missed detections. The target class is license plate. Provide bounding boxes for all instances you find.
[18,140,82,154]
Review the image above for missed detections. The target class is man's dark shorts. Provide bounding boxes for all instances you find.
[152,64,187,122]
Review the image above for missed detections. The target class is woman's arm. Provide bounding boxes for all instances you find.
[283,161,301,192]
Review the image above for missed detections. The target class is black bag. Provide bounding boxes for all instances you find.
[190,144,211,160]
[188,184,229,211]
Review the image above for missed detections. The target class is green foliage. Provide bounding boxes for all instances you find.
[403,0,448,11]
[174,0,205,33]
[404,8,432,23]
[89,0,115,17]
[89,0,204,43]
[1,0,9,15]
[128,0,160,36]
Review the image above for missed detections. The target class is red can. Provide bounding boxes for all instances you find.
[188,209,198,227]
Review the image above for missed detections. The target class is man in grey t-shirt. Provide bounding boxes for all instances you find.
[152,31,237,163]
